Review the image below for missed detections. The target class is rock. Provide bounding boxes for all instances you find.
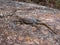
[0,0,60,45]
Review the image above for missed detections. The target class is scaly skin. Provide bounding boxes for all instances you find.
[15,17,57,35]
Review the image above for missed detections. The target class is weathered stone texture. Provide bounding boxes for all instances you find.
[0,0,60,45]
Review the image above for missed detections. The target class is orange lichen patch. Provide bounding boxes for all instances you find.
[45,18,54,22]
[32,27,37,32]
[45,13,53,16]
[56,13,60,18]
[3,30,9,36]
[42,40,50,45]
[39,38,44,45]
[47,41,51,45]
[56,25,60,29]
[33,38,40,45]
[41,30,49,35]
[17,36,24,41]
[8,31,16,36]
[25,36,33,42]
[47,40,54,45]
[36,15,41,18]
[34,13,55,21]
[42,14,55,19]
[44,14,54,18]
[8,15,19,21]
[39,38,50,45]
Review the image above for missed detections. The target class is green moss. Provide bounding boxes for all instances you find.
[56,0,60,9]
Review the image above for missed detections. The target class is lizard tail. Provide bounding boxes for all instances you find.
[38,23,57,35]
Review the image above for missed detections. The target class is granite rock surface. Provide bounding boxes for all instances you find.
[0,0,60,45]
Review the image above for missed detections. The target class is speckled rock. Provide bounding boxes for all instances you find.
[0,0,60,45]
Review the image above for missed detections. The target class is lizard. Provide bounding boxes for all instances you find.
[13,17,57,35]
